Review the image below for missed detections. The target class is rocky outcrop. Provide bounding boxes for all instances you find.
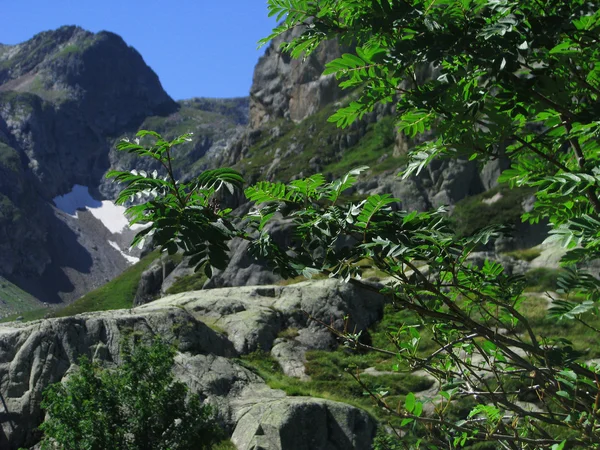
[0,279,381,449]
[142,279,385,354]
[203,217,294,289]
[231,396,375,450]
[0,307,235,448]
[249,28,345,129]
[133,255,177,306]
[355,155,512,214]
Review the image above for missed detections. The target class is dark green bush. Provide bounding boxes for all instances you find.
[40,338,223,449]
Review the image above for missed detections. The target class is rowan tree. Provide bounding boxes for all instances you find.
[109,1,600,447]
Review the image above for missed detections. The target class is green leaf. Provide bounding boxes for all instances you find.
[549,41,580,55]
[328,166,369,203]
[136,129,163,139]
[551,441,567,450]
[356,194,399,229]
[398,110,432,138]
[400,417,414,426]
[405,392,416,413]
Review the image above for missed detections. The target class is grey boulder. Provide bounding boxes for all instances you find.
[231,396,376,450]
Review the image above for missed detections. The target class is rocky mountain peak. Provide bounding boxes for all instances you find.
[0,26,90,83]
[0,26,182,297]
[0,25,179,199]
[0,25,177,134]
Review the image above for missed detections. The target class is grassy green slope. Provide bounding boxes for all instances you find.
[0,276,44,318]
[52,251,163,318]
[235,104,406,183]
[0,251,168,323]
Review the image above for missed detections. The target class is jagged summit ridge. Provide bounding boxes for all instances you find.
[0,25,177,132]
[0,26,91,81]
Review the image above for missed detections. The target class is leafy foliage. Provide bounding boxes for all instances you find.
[255,1,600,447]
[108,0,600,448]
[107,131,244,277]
[39,338,223,449]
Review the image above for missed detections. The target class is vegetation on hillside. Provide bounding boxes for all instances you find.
[0,142,21,173]
[236,102,407,183]
[0,193,21,223]
[103,0,600,447]
[179,97,249,125]
[52,251,165,318]
[0,276,43,318]
[165,270,208,295]
[0,90,41,114]
[450,184,536,237]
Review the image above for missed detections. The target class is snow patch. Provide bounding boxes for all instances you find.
[53,184,144,234]
[53,185,145,266]
[108,241,140,264]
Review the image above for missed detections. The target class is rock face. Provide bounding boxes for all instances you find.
[0,307,236,448]
[0,141,49,276]
[0,279,381,449]
[360,158,485,213]
[249,27,345,129]
[132,255,177,306]
[141,279,385,354]
[10,207,133,304]
[203,217,294,289]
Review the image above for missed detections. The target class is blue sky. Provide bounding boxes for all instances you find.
[0,1,278,100]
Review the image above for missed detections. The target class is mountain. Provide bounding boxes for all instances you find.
[0,25,544,316]
[0,24,559,450]
[0,26,176,195]
[0,26,248,312]
[170,29,546,291]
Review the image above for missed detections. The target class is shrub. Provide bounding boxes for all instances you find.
[39,338,223,450]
